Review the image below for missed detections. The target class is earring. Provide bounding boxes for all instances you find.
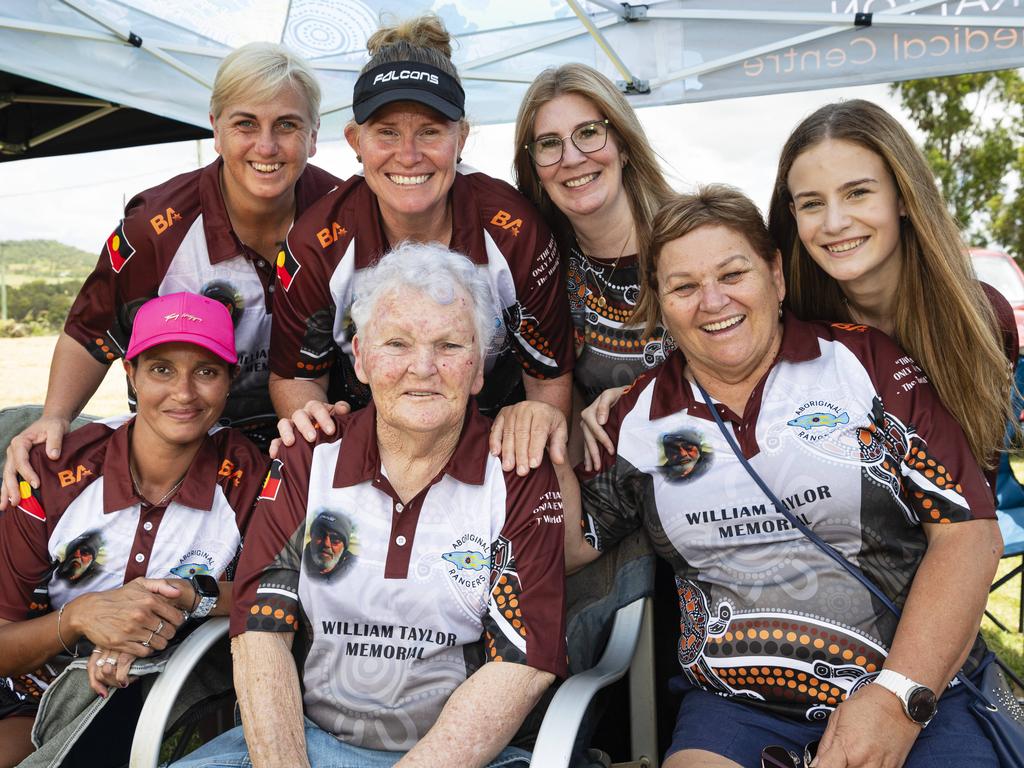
[355,155,362,163]
[457,156,463,164]
[778,301,784,320]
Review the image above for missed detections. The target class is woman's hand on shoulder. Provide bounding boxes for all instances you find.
[489,401,568,476]
[270,400,352,458]
[0,415,70,511]
[580,386,627,472]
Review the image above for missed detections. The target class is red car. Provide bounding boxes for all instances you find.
[971,248,1024,346]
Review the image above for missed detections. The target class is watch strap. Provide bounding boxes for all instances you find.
[190,594,217,619]
[874,669,935,726]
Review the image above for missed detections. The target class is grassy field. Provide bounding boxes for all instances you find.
[0,334,128,417]
[1,335,1022,686]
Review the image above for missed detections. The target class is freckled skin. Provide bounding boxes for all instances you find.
[353,287,484,438]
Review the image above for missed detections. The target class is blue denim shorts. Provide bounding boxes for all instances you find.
[666,664,999,768]
[167,718,532,768]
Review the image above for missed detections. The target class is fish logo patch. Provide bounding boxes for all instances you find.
[442,550,487,571]
[445,534,489,589]
[789,401,856,448]
[170,562,211,578]
[788,412,849,430]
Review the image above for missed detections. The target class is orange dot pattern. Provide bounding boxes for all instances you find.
[519,320,555,365]
[91,336,117,362]
[693,616,885,713]
[247,594,299,632]
[492,574,527,640]
[906,441,962,523]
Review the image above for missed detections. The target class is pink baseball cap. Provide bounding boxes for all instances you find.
[126,292,237,363]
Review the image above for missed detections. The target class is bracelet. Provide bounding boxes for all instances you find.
[56,604,80,658]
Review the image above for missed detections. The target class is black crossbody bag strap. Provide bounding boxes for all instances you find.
[694,380,990,703]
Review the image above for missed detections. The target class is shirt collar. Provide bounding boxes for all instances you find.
[333,399,491,489]
[198,159,247,265]
[649,311,822,420]
[200,159,323,266]
[102,418,220,513]
[352,172,489,268]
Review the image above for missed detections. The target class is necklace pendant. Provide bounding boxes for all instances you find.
[597,295,607,308]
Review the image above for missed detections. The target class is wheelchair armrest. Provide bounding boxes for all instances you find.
[532,597,647,768]
[129,617,230,768]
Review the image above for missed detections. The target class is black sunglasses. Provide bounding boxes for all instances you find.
[761,740,819,768]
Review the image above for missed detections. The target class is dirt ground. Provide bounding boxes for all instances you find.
[0,335,128,417]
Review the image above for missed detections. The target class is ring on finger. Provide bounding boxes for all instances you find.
[155,619,165,635]
[104,657,116,666]
[142,628,157,648]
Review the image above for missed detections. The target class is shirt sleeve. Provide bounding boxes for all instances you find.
[575,395,646,551]
[0,450,56,621]
[504,223,575,381]
[855,325,996,524]
[268,205,343,382]
[229,446,310,638]
[484,459,567,678]
[63,196,172,364]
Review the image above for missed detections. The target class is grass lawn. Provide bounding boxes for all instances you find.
[982,555,1024,689]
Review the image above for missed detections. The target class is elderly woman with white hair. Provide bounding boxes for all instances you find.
[172,242,567,768]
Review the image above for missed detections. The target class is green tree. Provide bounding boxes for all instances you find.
[891,70,1024,258]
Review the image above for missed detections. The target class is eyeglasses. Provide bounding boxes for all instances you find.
[524,119,610,166]
[761,740,818,768]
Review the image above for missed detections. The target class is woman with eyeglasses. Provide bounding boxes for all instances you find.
[269,13,575,458]
[494,64,675,468]
[514,65,677,406]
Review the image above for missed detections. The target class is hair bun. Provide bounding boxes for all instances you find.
[366,13,453,59]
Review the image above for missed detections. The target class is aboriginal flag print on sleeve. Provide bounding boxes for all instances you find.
[231,442,316,638]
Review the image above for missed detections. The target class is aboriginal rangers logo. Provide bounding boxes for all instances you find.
[443,533,489,589]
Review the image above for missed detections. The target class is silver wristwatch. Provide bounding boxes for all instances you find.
[873,669,938,727]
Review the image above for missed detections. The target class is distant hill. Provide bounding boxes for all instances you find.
[1,240,97,283]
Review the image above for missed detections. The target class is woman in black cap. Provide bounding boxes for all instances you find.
[267,14,574,458]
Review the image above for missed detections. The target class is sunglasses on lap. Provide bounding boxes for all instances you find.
[761,740,819,768]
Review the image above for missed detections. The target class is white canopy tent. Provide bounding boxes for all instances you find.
[0,0,1022,160]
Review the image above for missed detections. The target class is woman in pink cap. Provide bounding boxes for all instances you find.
[0,293,266,768]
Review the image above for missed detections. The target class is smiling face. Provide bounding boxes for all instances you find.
[125,342,232,451]
[353,285,483,439]
[212,84,318,210]
[531,93,629,226]
[786,138,906,293]
[345,102,467,232]
[658,225,785,387]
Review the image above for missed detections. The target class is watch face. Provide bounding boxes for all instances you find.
[192,574,219,597]
[907,686,937,723]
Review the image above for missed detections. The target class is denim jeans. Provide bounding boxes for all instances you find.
[167,718,533,768]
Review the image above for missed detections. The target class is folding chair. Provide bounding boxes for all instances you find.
[130,529,658,768]
[991,449,1024,636]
